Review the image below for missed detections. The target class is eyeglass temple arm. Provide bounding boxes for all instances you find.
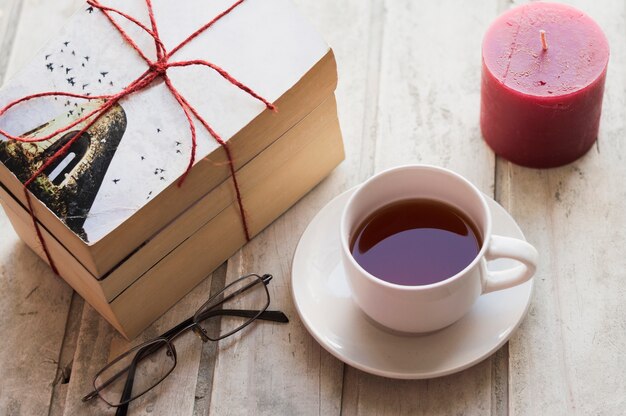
[195,274,272,315]
[114,350,144,416]
[215,274,270,309]
[195,309,289,324]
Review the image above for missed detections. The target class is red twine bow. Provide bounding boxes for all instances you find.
[0,0,276,274]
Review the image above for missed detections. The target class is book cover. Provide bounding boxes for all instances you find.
[0,0,328,243]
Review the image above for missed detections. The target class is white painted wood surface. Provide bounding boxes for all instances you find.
[0,0,625,415]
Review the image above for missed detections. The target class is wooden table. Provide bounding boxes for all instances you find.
[1,0,624,415]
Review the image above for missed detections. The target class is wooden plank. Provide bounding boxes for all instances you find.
[498,1,626,415]
[0,1,82,415]
[340,0,502,415]
[205,0,380,414]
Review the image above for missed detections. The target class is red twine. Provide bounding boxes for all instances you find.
[0,0,277,275]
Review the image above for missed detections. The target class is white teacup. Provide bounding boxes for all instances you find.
[340,165,538,333]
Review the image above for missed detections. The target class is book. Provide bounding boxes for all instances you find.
[0,0,337,277]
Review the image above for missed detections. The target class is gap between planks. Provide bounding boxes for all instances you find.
[491,0,517,414]
[48,293,85,416]
[355,0,386,182]
[192,263,227,416]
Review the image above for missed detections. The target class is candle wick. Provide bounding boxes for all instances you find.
[540,30,548,51]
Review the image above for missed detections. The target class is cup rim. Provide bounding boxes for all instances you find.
[340,164,493,291]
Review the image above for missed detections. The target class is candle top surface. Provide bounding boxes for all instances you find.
[482,2,609,98]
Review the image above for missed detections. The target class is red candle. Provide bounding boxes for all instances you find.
[480,3,609,168]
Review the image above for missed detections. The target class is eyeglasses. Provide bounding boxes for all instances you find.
[81,273,288,413]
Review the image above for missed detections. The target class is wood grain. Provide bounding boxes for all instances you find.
[371,0,495,187]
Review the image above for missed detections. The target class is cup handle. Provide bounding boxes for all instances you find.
[483,235,538,294]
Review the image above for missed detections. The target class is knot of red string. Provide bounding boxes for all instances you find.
[149,59,168,76]
[0,0,277,275]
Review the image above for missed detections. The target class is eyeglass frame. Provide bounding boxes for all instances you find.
[81,273,288,411]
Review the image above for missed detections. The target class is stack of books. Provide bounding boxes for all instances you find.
[0,0,343,339]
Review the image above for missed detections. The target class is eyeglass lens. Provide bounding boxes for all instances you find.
[193,274,270,340]
[93,339,176,406]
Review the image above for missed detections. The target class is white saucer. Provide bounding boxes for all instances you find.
[291,188,533,379]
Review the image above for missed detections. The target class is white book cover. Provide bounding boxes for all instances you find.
[0,0,328,243]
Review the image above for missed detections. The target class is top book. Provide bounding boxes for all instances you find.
[0,0,337,276]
